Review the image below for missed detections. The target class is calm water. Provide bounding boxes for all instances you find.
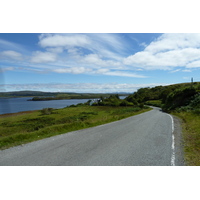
[0,97,93,115]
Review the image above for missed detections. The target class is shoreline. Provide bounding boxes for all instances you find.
[0,110,39,118]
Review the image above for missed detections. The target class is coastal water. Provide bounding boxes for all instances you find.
[0,97,93,115]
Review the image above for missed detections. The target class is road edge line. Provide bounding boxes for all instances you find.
[168,114,175,166]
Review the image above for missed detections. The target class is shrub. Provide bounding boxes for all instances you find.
[41,108,54,115]
[139,103,144,108]
[163,87,197,111]
[68,104,77,107]
[189,93,200,108]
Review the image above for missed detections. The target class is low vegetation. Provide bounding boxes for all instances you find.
[0,102,151,150]
[173,112,200,165]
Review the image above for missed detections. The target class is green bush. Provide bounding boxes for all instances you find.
[139,103,144,108]
[68,104,77,107]
[189,93,200,108]
[41,108,54,115]
[163,87,197,111]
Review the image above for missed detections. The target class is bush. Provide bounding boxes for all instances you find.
[41,108,54,115]
[189,93,200,108]
[120,100,134,106]
[68,104,77,107]
[139,103,144,108]
[163,87,197,111]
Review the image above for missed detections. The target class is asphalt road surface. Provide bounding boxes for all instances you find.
[0,107,184,166]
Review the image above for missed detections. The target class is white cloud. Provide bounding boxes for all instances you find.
[0,50,23,60]
[39,64,145,78]
[39,34,91,48]
[81,54,121,68]
[46,47,64,53]
[83,54,103,65]
[124,33,200,70]
[145,33,200,53]
[89,33,128,55]
[32,34,129,75]
[98,70,147,78]
[31,51,57,63]
[186,60,200,68]
[53,67,92,74]
[170,69,181,73]
[38,33,127,60]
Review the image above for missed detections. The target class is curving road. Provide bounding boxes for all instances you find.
[0,107,184,166]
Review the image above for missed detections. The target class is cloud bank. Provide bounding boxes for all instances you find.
[1,82,169,93]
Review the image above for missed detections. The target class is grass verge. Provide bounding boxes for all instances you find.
[173,111,200,166]
[0,106,151,150]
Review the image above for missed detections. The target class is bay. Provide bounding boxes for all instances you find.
[0,97,93,115]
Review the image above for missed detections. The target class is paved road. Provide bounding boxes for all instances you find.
[0,107,183,166]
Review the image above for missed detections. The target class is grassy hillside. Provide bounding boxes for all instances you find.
[125,81,200,165]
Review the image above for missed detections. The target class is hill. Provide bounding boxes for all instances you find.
[125,82,200,112]
[0,91,129,100]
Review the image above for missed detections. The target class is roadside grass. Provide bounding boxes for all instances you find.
[0,106,152,150]
[173,111,200,166]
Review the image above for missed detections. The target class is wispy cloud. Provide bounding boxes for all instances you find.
[30,51,57,63]
[182,69,191,72]
[2,33,200,79]
[0,66,15,72]
[0,50,23,61]
[21,33,146,77]
[95,70,147,78]
[0,39,26,53]
[39,34,91,48]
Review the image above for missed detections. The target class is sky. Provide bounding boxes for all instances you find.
[1,33,200,93]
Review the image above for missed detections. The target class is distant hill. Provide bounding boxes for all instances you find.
[0,91,59,98]
[0,91,130,99]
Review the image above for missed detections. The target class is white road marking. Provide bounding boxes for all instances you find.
[168,114,175,166]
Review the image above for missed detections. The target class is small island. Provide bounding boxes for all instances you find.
[28,92,128,101]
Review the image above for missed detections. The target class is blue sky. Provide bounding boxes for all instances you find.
[1,33,200,93]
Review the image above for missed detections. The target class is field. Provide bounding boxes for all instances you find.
[0,105,151,150]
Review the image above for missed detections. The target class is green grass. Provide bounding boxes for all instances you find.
[173,111,200,166]
[0,106,151,150]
